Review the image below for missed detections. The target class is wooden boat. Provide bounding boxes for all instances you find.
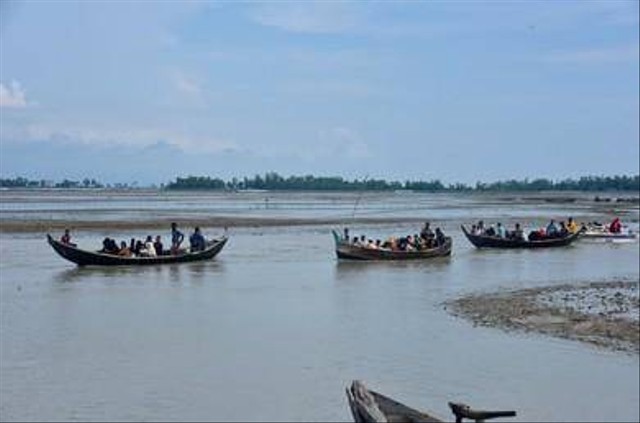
[581,224,637,240]
[460,225,581,249]
[582,230,637,240]
[47,234,228,266]
[346,380,516,423]
[332,230,452,261]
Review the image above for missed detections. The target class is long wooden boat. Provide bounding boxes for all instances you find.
[47,234,228,266]
[460,225,581,249]
[346,380,516,423]
[332,230,452,261]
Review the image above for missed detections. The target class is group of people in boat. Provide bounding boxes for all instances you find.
[469,216,587,241]
[342,221,448,252]
[59,222,208,257]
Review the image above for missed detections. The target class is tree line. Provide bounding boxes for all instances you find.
[0,177,105,189]
[2,174,638,192]
[165,173,640,192]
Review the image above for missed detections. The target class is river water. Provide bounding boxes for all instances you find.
[1,190,638,422]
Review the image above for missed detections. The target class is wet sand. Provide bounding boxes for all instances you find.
[0,216,433,233]
[445,280,640,354]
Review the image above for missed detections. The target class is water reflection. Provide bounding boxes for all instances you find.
[333,257,452,282]
[54,261,225,285]
[54,266,150,283]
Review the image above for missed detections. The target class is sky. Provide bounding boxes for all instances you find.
[0,0,638,186]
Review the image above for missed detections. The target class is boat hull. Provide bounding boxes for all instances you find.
[582,231,637,240]
[333,230,452,261]
[47,234,227,266]
[461,225,581,249]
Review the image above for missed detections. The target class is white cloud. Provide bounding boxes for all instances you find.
[0,80,28,108]
[174,72,202,97]
[296,126,371,160]
[1,122,237,154]
[250,2,362,34]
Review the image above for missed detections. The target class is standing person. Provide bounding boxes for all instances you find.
[170,222,184,254]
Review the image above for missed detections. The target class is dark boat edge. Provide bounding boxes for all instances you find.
[460,224,581,249]
[47,233,228,266]
[332,230,452,261]
[346,380,517,423]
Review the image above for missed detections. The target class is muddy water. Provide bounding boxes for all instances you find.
[0,191,638,422]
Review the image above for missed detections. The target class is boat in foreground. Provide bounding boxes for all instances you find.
[460,225,581,249]
[47,234,228,266]
[332,230,452,261]
[346,380,516,423]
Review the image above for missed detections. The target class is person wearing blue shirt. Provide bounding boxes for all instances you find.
[170,222,184,254]
[546,219,558,237]
[189,227,206,252]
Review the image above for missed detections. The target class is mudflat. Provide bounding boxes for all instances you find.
[445,280,640,354]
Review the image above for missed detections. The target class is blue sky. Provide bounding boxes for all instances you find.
[1,0,638,186]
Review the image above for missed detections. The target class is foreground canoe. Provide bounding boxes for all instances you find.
[346,380,516,423]
[47,234,228,266]
[460,225,581,249]
[332,230,452,261]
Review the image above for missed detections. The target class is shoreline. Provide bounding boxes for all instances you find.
[445,280,640,355]
[2,211,636,234]
[0,216,434,233]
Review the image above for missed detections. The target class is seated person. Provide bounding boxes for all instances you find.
[558,221,569,237]
[496,222,506,238]
[609,218,622,233]
[513,223,525,241]
[546,220,558,237]
[566,217,578,233]
[365,239,378,249]
[404,235,416,251]
[101,237,119,254]
[134,240,144,256]
[60,229,77,246]
[420,222,434,241]
[435,228,447,246]
[154,235,164,256]
[117,241,132,257]
[189,227,206,252]
[139,235,157,257]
